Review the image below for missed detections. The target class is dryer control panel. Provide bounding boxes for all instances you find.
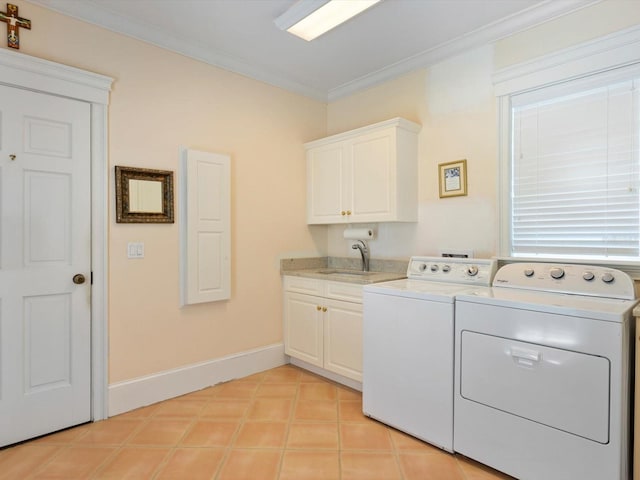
[406,256,496,286]
[493,262,636,300]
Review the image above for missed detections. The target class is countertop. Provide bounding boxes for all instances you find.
[280,256,407,285]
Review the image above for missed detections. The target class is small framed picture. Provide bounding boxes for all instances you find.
[438,159,467,198]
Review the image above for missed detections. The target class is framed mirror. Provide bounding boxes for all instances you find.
[115,166,174,223]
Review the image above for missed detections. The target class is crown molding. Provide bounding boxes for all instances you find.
[26,0,328,101]
[327,0,602,100]
[27,0,601,102]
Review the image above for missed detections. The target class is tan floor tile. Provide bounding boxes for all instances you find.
[235,371,269,382]
[94,447,171,479]
[217,449,281,480]
[32,424,91,445]
[389,428,443,453]
[262,366,302,383]
[201,399,250,420]
[31,446,115,479]
[74,419,143,446]
[155,448,225,480]
[215,382,260,399]
[456,455,517,479]
[128,418,192,446]
[113,403,161,419]
[400,452,466,480]
[234,422,288,448]
[180,385,219,399]
[286,422,339,449]
[255,383,298,398]
[153,397,207,418]
[180,420,240,447]
[340,423,393,451]
[247,398,293,421]
[280,451,340,480]
[0,365,511,480]
[337,386,362,401]
[299,371,327,383]
[0,445,62,479]
[341,452,402,480]
[339,400,368,422]
[299,382,337,401]
[293,400,338,422]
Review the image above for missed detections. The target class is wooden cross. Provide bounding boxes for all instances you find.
[0,4,30,49]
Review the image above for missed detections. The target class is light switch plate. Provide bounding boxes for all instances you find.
[127,242,144,259]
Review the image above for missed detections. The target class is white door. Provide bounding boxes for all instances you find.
[0,84,91,446]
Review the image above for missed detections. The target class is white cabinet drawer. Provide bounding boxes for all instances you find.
[283,276,323,296]
[326,281,363,303]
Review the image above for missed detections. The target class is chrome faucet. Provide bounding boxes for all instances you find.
[352,240,370,272]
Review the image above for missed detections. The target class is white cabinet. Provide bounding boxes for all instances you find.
[306,117,421,224]
[283,276,363,382]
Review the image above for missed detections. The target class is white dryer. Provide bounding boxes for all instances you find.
[454,263,637,480]
[362,256,496,452]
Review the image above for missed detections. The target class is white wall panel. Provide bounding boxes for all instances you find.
[180,148,230,305]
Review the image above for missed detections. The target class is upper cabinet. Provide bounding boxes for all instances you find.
[306,118,421,224]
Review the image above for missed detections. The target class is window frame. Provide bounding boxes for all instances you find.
[495,25,640,277]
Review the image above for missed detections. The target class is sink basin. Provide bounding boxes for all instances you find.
[318,269,376,276]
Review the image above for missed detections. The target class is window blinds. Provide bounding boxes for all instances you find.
[511,77,640,259]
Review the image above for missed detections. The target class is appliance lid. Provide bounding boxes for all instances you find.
[364,279,492,302]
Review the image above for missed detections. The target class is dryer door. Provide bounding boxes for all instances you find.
[459,330,610,443]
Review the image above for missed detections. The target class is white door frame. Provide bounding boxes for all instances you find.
[0,49,113,420]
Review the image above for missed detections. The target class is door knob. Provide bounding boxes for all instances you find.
[73,274,86,285]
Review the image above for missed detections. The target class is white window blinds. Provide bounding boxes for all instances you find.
[511,75,640,259]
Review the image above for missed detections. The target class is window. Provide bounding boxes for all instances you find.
[509,74,640,260]
[495,26,640,267]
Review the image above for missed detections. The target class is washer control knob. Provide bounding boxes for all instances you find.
[430,264,439,272]
[418,263,427,272]
[602,272,615,283]
[583,271,595,281]
[466,265,479,277]
[442,265,451,273]
[549,267,565,279]
[524,268,535,277]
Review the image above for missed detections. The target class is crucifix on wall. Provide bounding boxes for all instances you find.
[0,3,30,49]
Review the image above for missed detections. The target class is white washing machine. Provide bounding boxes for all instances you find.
[454,262,637,480]
[362,256,497,451]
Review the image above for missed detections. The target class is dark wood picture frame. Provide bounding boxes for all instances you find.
[115,165,174,223]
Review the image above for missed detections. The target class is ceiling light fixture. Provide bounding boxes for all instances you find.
[275,0,382,42]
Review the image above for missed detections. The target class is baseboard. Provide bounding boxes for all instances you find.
[289,357,362,392]
[108,343,286,417]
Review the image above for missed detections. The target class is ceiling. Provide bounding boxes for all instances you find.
[27,0,597,101]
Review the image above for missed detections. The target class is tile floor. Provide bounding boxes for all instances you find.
[0,365,514,479]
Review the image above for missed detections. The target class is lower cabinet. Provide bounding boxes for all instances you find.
[283,276,363,382]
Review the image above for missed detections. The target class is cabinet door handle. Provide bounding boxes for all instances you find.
[322,307,327,312]
[346,210,351,215]
[316,306,322,311]
[341,211,346,216]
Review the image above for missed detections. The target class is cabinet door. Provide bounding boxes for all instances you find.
[307,143,347,224]
[324,299,363,381]
[284,292,323,367]
[348,128,395,222]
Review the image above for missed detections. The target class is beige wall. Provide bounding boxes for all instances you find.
[327,0,640,262]
[10,0,327,383]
